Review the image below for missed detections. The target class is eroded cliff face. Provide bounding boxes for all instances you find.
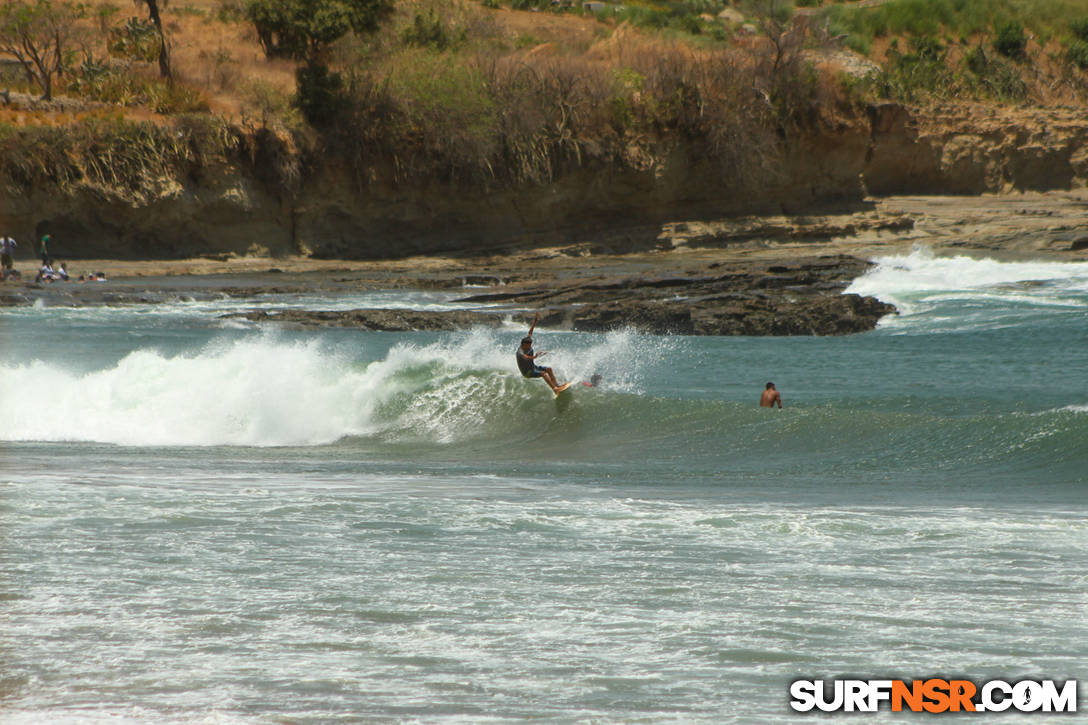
[3,103,1084,260]
[865,103,1088,195]
[289,122,872,259]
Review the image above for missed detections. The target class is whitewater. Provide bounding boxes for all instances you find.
[2,248,1086,722]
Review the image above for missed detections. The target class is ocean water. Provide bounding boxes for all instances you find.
[1,247,1086,722]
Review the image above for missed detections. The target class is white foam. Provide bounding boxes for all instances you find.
[0,328,653,447]
[0,336,382,446]
[847,246,1088,317]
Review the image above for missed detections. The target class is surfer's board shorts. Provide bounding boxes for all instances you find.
[526,365,546,378]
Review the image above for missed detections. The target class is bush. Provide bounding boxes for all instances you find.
[1071,17,1088,42]
[68,60,209,112]
[108,18,162,62]
[672,14,702,36]
[866,35,959,102]
[402,11,465,50]
[294,63,349,126]
[1068,40,1088,70]
[993,19,1026,59]
[964,45,1027,101]
[615,7,669,30]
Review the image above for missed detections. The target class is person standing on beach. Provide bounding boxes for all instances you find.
[39,233,51,264]
[761,382,782,408]
[516,313,564,394]
[1,236,15,276]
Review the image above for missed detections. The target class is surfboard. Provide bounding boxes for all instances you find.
[554,382,572,398]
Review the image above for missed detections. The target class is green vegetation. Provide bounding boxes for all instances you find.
[245,0,393,60]
[69,60,210,112]
[1070,16,1088,69]
[107,17,161,62]
[992,19,1026,59]
[816,0,1088,104]
[401,10,466,50]
[244,0,393,125]
[0,115,238,194]
[825,0,1088,51]
[1,0,1087,206]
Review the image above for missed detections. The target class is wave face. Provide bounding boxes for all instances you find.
[0,329,672,448]
[2,325,1085,487]
[1,247,1086,486]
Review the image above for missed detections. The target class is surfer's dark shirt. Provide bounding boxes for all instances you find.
[516,348,536,377]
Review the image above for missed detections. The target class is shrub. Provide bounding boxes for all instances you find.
[616,7,669,30]
[964,45,1027,101]
[402,11,465,50]
[108,18,162,62]
[215,0,246,23]
[672,14,702,36]
[866,35,959,103]
[993,19,1026,59]
[1068,40,1088,70]
[1071,17,1088,42]
[67,60,210,112]
[294,63,349,126]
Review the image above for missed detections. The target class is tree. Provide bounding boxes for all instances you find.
[244,0,392,126]
[245,0,393,63]
[747,0,798,74]
[0,0,85,101]
[134,0,171,79]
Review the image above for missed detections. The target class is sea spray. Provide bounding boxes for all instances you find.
[0,335,381,447]
[0,327,676,448]
[847,246,1088,322]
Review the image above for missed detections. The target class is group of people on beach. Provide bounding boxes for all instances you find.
[516,312,784,408]
[1,232,106,283]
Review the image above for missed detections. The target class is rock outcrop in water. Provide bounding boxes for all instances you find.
[218,255,895,336]
[462,255,895,336]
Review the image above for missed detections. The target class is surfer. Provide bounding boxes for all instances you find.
[761,382,782,408]
[517,313,566,394]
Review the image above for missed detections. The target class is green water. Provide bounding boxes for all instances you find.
[1,250,1085,721]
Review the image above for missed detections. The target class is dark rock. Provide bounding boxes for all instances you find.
[497,254,896,335]
[224,308,505,332]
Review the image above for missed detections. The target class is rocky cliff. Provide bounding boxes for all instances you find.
[2,102,1085,260]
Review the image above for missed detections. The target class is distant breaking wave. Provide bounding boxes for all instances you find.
[846,246,1088,323]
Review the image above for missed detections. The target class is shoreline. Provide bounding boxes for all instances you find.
[4,192,1086,334]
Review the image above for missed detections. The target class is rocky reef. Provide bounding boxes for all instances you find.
[218,255,895,336]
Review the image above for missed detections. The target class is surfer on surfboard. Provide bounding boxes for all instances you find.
[517,313,570,395]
